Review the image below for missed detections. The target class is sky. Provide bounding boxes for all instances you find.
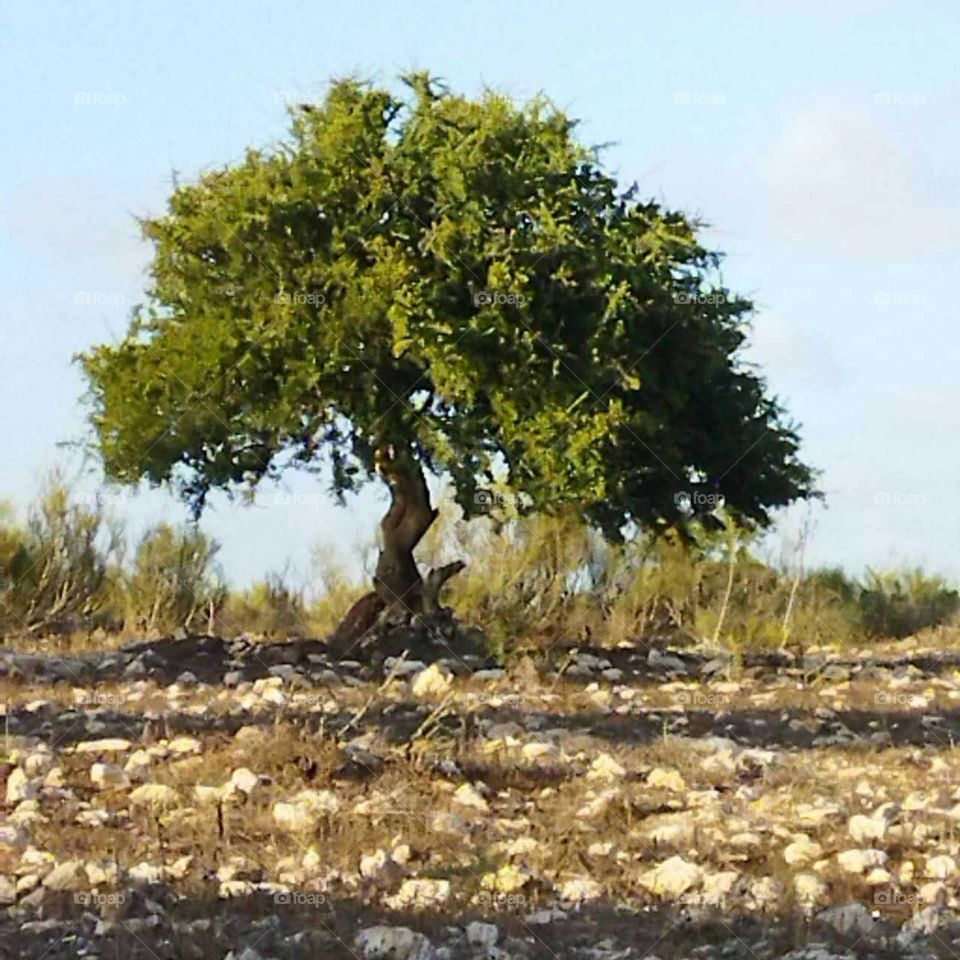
[2,0,960,590]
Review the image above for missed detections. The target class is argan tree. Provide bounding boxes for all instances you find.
[80,75,815,638]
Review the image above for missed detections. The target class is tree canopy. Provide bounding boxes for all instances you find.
[81,74,815,542]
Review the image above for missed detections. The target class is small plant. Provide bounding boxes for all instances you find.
[0,477,121,636]
[122,523,225,635]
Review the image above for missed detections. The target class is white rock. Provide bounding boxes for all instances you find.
[42,860,83,891]
[360,849,389,878]
[817,902,875,936]
[0,876,16,905]
[453,782,489,812]
[124,749,154,780]
[701,870,739,905]
[129,783,178,809]
[167,736,203,755]
[466,922,499,949]
[646,768,686,792]
[848,813,886,844]
[588,753,626,781]
[926,855,957,879]
[784,837,823,867]
[558,877,602,901]
[272,802,315,832]
[521,742,557,761]
[229,767,259,794]
[385,878,450,910]
[6,769,36,804]
[410,664,453,699]
[75,738,133,754]
[836,848,888,874]
[355,926,435,960]
[128,862,163,885]
[639,856,702,896]
[90,763,130,790]
[793,872,826,906]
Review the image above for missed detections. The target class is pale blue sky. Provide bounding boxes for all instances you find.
[3,0,960,588]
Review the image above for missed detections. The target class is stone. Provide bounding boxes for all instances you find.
[836,848,887,874]
[385,878,450,910]
[42,861,83,891]
[558,877,602,901]
[0,875,15,905]
[6,769,36,804]
[453,782,489,812]
[229,767,259,794]
[817,902,875,937]
[784,837,823,867]
[167,736,203,755]
[466,922,499,949]
[848,813,886,844]
[90,763,130,790]
[646,768,686,792]
[410,664,452,700]
[588,753,626,781]
[925,854,957,879]
[355,926,436,960]
[360,849,389,878]
[794,873,827,906]
[639,856,702,896]
[75,738,133,754]
[701,871,739,905]
[129,784,178,810]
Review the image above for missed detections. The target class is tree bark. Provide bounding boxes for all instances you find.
[333,448,464,645]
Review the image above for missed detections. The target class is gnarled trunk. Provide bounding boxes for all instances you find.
[333,448,464,645]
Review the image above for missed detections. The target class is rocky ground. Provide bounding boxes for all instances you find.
[4,629,960,959]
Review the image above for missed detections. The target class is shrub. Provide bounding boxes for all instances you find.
[223,572,308,638]
[123,523,225,635]
[858,568,960,639]
[0,480,120,634]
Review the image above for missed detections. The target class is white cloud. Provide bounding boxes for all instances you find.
[760,104,960,262]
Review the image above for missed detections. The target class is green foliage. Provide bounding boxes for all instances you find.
[123,523,225,635]
[222,573,308,638]
[80,74,815,538]
[0,480,119,633]
[858,568,960,639]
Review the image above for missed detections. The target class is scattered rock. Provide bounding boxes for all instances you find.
[355,925,435,960]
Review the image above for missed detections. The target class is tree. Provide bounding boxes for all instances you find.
[80,74,816,638]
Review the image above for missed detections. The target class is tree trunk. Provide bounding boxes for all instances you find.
[333,448,464,645]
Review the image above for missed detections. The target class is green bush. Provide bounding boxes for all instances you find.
[0,480,120,634]
[858,568,960,639]
[122,523,225,635]
[223,573,308,638]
